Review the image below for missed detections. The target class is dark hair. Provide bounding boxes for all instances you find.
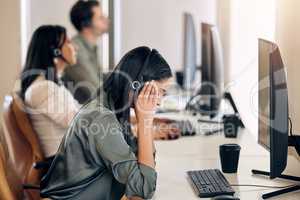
[20,25,67,99]
[103,46,173,138]
[70,0,100,31]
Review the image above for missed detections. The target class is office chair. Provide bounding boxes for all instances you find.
[0,142,18,200]
[1,93,49,200]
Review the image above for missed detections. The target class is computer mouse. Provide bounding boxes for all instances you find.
[212,195,240,200]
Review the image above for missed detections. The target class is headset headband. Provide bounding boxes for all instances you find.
[131,49,153,91]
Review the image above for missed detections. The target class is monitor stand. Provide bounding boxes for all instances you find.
[252,136,300,199]
[223,92,244,128]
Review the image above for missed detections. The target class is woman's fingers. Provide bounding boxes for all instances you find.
[149,84,154,98]
[149,84,156,101]
[138,81,149,100]
[146,81,157,104]
[139,81,149,97]
[144,82,153,99]
[151,84,158,105]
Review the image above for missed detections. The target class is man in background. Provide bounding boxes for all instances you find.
[63,0,109,104]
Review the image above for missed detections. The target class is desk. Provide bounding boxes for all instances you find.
[153,113,300,200]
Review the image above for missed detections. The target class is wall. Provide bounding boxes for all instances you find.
[0,0,21,116]
[120,0,279,138]
[217,0,277,138]
[24,0,110,71]
[276,0,300,133]
[119,0,217,71]
[222,0,300,136]
[28,0,76,42]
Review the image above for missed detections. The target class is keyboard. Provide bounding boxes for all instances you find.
[187,169,235,198]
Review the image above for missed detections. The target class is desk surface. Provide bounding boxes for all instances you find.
[153,117,300,200]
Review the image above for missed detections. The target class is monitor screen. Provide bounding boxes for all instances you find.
[183,13,197,90]
[258,39,272,149]
[258,39,289,178]
[198,23,224,118]
[201,23,212,84]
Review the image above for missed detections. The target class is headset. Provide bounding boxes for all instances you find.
[104,48,154,101]
[131,49,153,93]
[81,16,92,29]
[52,47,71,65]
[53,48,63,58]
[80,0,95,29]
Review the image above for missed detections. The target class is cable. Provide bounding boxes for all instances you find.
[204,128,223,136]
[288,117,300,155]
[198,119,223,124]
[288,117,294,136]
[230,184,298,189]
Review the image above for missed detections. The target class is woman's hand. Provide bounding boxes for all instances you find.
[135,81,157,168]
[134,81,158,123]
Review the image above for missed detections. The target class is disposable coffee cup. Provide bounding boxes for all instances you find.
[223,115,239,138]
[219,144,241,173]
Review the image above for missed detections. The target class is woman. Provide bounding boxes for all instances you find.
[40,47,173,199]
[21,25,80,158]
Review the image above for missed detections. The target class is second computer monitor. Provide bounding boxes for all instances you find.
[183,13,197,90]
[198,23,224,117]
[258,39,289,179]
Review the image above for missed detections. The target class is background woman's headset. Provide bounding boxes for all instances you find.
[52,47,71,65]
[53,48,63,58]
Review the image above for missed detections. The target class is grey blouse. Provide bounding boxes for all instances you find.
[40,96,157,200]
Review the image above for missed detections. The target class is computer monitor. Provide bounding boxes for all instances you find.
[197,23,224,117]
[258,39,289,179]
[183,13,197,90]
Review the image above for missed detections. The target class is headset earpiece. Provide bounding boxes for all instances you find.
[52,47,71,65]
[132,81,142,91]
[81,20,91,28]
[53,48,62,58]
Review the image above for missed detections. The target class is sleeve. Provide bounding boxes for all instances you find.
[92,112,157,199]
[33,82,80,128]
[62,54,100,103]
[63,58,99,86]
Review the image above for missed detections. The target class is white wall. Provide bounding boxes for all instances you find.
[28,0,76,41]
[0,0,21,116]
[120,0,279,138]
[23,0,110,70]
[217,0,277,138]
[276,0,300,133]
[119,0,217,71]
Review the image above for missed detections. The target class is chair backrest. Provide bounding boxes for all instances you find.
[0,142,17,200]
[1,93,45,200]
[11,93,45,162]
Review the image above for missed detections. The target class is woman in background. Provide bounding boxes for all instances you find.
[20,25,80,158]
